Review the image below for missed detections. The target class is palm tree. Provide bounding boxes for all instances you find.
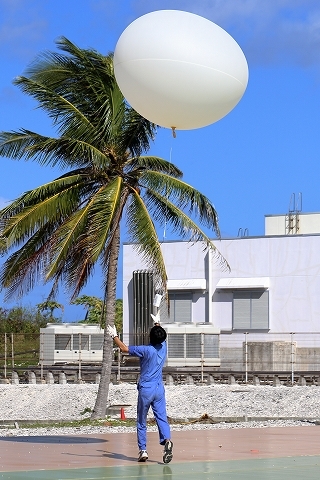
[0,37,227,418]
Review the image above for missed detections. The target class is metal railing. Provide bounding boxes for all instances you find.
[1,331,320,385]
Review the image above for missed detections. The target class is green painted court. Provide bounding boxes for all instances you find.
[1,457,320,480]
[1,426,320,479]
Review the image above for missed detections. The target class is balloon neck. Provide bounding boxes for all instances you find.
[171,127,176,138]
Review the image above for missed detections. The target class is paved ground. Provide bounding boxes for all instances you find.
[1,425,320,479]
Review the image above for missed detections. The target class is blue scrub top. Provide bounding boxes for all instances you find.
[128,342,167,386]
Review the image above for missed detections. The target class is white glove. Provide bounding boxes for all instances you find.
[107,325,118,338]
[151,311,160,325]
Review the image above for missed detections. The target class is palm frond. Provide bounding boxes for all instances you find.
[0,173,86,222]
[126,190,167,292]
[126,156,183,177]
[141,171,221,237]
[46,178,123,282]
[82,178,123,262]
[14,76,97,136]
[120,109,157,157]
[1,176,87,246]
[0,130,110,169]
[0,224,54,299]
[144,189,229,271]
[13,43,124,153]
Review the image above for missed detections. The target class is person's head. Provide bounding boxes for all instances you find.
[150,325,167,345]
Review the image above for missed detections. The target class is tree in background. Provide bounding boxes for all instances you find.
[72,295,103,324]
[72,295,123,333]
[0,38,226,419]
[0,306,49,369]
[0,306,48,334]
[115,299,123,334]
[36,299,64,322]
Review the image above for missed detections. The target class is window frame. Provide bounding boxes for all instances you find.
[232,289,269,331]
[160,291,192,323]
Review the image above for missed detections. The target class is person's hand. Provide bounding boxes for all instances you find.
[107,325,118,338]
[151,311,160,325]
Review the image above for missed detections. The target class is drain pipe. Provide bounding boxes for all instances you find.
[208,249,213,324]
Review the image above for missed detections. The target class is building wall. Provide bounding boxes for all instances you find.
[212,235,320,333]
[265,212,320,235]
[123,233,320,335]
[192,292,206,322]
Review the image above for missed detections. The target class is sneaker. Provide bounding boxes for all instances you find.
[163,440,173,464]
[138,450,148,462]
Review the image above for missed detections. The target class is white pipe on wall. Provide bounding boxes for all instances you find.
[208,249,213,324]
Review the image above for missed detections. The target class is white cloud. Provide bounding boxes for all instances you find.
[0,0,47,62]
[133,0,320,67]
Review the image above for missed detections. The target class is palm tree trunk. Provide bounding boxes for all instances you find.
[91,225,120,419]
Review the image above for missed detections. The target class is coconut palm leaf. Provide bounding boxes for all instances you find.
[126,189,167,291]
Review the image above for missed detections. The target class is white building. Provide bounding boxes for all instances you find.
[123,212,320,370]
[124,212,320,333]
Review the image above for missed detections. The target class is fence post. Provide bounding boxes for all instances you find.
[39,332,44,381]
[11,333,14,369]
[245,332,248,384]
[117,347,121,383]
[78,333,82,382]
[200,332,204,384]
[4,333,7,379]
[291,332,295,385]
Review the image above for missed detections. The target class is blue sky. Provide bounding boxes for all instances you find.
[1,0,320,321]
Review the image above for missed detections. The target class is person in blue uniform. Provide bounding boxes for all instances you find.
[107,321,173,464]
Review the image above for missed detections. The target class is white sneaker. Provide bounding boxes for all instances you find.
[138,450,148,462]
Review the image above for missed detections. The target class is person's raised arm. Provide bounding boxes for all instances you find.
[106,325,129,353]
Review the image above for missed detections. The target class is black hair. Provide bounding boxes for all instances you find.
[150,325,167,345]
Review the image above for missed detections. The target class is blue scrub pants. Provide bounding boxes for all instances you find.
[136,382,171,450]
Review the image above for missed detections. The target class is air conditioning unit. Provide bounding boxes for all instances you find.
[40,323,104,365]
[162,323,220,367]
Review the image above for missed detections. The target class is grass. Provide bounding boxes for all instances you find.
[2,417,190,430]
[0,417,137,430]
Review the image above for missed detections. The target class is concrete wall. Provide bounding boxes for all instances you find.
[246,342,292,371]
[219,343,320,372]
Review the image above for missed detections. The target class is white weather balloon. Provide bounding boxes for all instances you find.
[113,10,249,131]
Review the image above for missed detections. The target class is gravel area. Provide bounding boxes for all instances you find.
[0,383,319,437]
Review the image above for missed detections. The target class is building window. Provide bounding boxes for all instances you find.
[233,290,269,330]
[160,292,192,323]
